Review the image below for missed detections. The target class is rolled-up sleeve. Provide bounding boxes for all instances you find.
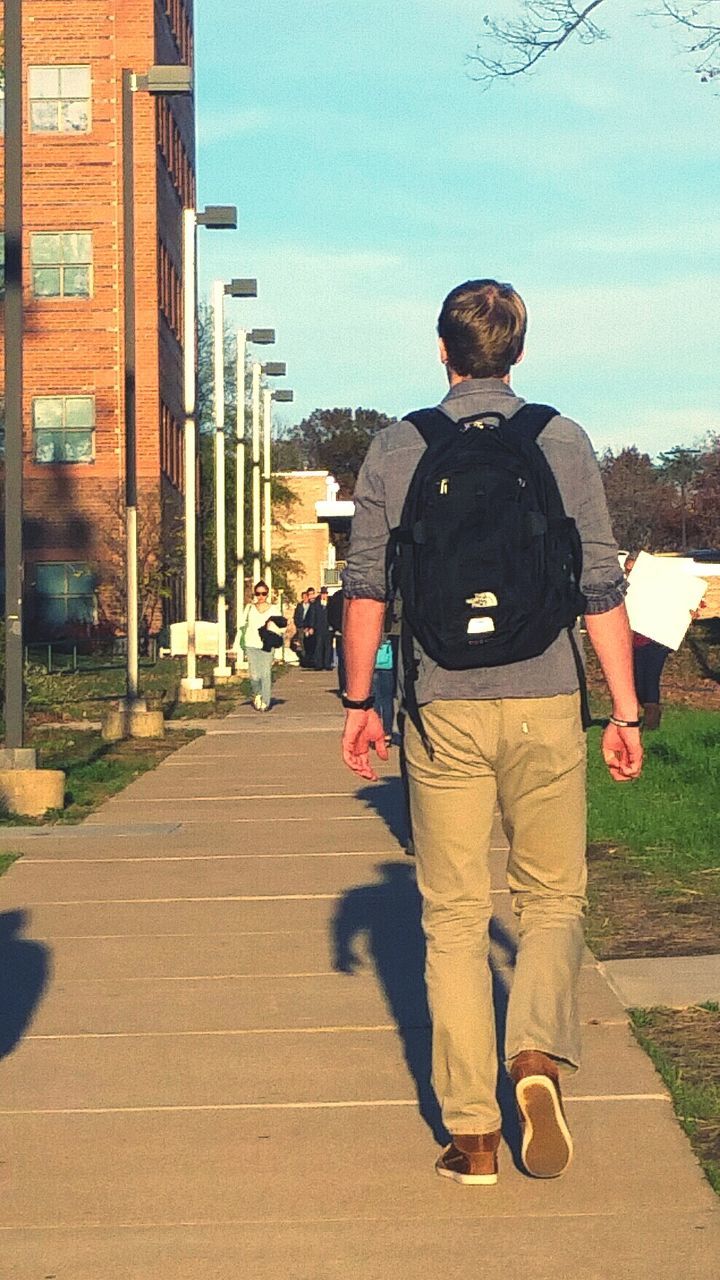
[343,435,390,601]
[543,420,627,616]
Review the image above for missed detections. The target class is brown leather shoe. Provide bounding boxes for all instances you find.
[510,1051,573,1178]
[435,1130,501,1185]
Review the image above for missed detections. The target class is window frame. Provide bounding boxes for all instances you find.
[30,231,93,300]
[28,65,92,135]
[32,395,96,465]
[34,561,96,628]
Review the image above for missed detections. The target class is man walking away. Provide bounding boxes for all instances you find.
[309,585,334,670]
[301,587,318,668]
[340,278,643,1186]
[327,586,345,692]
[292,590,309,666]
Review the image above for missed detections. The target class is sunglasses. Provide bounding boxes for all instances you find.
[255,590,268,597]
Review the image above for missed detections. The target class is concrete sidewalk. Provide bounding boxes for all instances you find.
[0,667,718,1279]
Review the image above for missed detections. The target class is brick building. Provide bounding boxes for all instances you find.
[274,471,352,601]
[0,0,195,640]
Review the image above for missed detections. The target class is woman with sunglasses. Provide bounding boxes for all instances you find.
[239,581,285,711]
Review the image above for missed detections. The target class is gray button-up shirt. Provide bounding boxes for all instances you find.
[344,377,625,704]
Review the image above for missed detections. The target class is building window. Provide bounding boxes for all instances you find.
[33,396,95,464]
[35,563,95,628]
[29,66,91,133]
[160,401,185,491]
[0,232,4,295]
[156,99,196,208]
[158,239,182,340]
[31,232,92,298]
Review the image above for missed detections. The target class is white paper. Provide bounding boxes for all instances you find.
[625,552,707,650]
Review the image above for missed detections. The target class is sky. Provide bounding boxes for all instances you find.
[195,1,720,457]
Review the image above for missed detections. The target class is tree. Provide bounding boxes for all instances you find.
[94,484,184,645]
[688,436,720,548]
[277,407,396,497]
[198,432,302,619]
[657,445,704,551]
[472,2,720,85]
[196,300,239,437]
[599,446,678,551]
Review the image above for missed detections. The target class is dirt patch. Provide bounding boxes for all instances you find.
[586,842,720,960]
[631,1007,720,1194]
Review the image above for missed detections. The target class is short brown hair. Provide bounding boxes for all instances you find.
[437,279,527,378]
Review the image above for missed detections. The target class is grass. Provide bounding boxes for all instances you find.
[20,654,270,726]
[24,655,216,722]
[0,852,21,877]
[585,705,720,958]
[587,707,720,880]
[630,1006,720,1195]
[584,623,719,957]
[0,727,202,825]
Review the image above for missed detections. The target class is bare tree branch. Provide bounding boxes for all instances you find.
[469,1,609,85]
[655,2,720,81]
[470,0,720,86]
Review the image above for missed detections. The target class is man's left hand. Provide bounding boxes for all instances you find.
[342,708,389,780]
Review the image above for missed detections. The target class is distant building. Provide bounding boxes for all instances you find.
[274,471,354,599]
[0,0,196,640]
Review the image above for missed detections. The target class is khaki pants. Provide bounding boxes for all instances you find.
[404,695,587,1135]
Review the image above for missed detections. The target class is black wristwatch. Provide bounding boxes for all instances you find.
[341,693,375,711]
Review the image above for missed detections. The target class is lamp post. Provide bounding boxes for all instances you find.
[251,360,286,583]
[235,328,274,656]
[2,0,29,760]
[122,64,192,707]
[262,382,293,585]
[212,277,257,680]
[180,205,237,697]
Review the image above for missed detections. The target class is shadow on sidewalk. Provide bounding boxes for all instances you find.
[0,910,51,1059]
[355,777,409,849]
[331,861,523,1157]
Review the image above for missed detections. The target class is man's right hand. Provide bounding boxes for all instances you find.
[601,723,643,783]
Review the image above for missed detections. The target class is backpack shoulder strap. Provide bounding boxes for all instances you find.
[509,403,558,441]
[403,407,454,446]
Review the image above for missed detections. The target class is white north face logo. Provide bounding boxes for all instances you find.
[466,592,498,609]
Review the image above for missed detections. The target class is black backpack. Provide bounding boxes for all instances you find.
[388,403,589,753]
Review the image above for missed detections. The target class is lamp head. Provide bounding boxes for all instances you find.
[197,205,237,229]
[272,389,294,403]
[143,64,193,95]
[225,278,258,298]
[263,362,286,377]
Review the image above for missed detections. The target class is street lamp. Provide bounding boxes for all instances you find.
[251,360,286,583]
[235,328,275,663]
[252,363,285,583]
[212,277,257,680]
[259,368,289,586]
[122,64,192,708]
[180,205,237,697]
[2,0,30,760]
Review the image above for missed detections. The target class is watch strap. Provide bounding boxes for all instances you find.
[341,694,375,711]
